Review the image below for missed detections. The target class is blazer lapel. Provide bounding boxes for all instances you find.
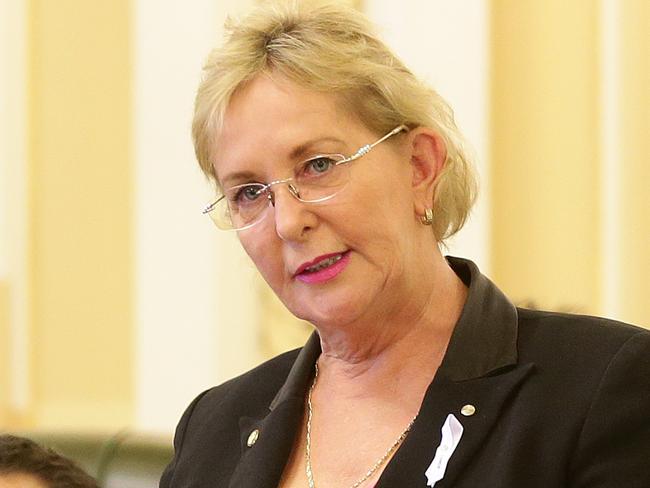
[228,334,321,488]
[228,399,304,488]
[377,257,533,487]
[377,363,534,487]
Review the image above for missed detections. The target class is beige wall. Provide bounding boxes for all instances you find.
[28,0,133,429]
[0,283,9,424]
[490,0,649,328]
[490,1,602,313]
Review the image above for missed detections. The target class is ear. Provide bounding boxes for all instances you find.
[408,128,447,217]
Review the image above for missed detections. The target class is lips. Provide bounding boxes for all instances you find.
[303,254,344,273]
[294,251,348,276]
[293,250,351,284]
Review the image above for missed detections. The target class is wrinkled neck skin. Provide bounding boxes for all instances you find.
[315,243,467,396]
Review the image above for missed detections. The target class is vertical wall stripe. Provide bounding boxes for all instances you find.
[0,283,8,422]
[0,4,11,280]
[0,0,30,416]
[490,1,601,313]
[133,0,260,433]
[599,0,621,319]
[619,0,650,328]
[29,0,133,428]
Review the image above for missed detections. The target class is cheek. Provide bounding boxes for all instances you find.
[347,178,416,265]
[239,234,283,284]
[354,155,414,210]
[350,170,414,236]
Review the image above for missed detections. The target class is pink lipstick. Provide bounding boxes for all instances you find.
[295,251,350,284]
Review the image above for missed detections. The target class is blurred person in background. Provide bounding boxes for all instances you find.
[0,435,99,488]
[160,1,650,487]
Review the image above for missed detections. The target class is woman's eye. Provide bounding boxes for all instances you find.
[232,185,263,204]
[305,156,336,175]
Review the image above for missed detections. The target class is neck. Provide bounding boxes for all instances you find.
[315,251,467,386]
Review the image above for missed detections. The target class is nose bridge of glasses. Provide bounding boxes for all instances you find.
[265,177,302,202]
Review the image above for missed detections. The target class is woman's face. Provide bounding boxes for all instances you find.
[213,75,436,328]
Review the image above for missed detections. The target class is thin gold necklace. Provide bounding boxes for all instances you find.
[305,363,417,488]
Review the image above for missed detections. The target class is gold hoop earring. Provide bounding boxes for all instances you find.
[420,208,433,225]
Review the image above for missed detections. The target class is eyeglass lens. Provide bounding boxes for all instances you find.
[221,154,350,229]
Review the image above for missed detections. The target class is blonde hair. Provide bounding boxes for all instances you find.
[193,0,477,241]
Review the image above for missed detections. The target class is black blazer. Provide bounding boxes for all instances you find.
[160,258,650,487]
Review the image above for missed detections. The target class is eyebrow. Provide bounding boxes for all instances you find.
[289,136,347,160]
[219,136,348,187]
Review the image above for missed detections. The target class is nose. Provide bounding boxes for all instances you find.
[270,184,316,241]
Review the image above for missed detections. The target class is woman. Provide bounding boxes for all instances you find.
[160,2,650,487]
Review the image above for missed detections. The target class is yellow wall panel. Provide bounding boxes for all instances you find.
[619,0,650,328]
[490,1,601,313]
[28,0,133,429]
[0,281,8,424]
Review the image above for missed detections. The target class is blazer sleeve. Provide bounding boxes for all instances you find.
[569,331,650,487]
[159,389,210,488]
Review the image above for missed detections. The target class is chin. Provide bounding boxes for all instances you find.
[286,287,373,330]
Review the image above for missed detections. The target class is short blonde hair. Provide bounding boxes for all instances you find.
[193,0,477,241]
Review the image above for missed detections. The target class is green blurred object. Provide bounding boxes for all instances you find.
[12,431,173,488]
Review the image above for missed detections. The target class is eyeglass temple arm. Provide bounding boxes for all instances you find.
[202,195,225,214]
[345,125,409,162]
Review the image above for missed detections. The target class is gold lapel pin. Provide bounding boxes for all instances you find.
[460,404,476,417]
[247,429,260,447]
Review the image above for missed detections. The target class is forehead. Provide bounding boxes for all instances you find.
[212,74,366,181]
[0,472,48,488]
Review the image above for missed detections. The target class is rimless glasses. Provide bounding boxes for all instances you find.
[203,125,408,231]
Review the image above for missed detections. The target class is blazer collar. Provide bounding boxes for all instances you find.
[438,256,519,381]
[269,332,320,411]
[376,257,528,488]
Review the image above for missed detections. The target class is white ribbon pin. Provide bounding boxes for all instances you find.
[425,413,464,487]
